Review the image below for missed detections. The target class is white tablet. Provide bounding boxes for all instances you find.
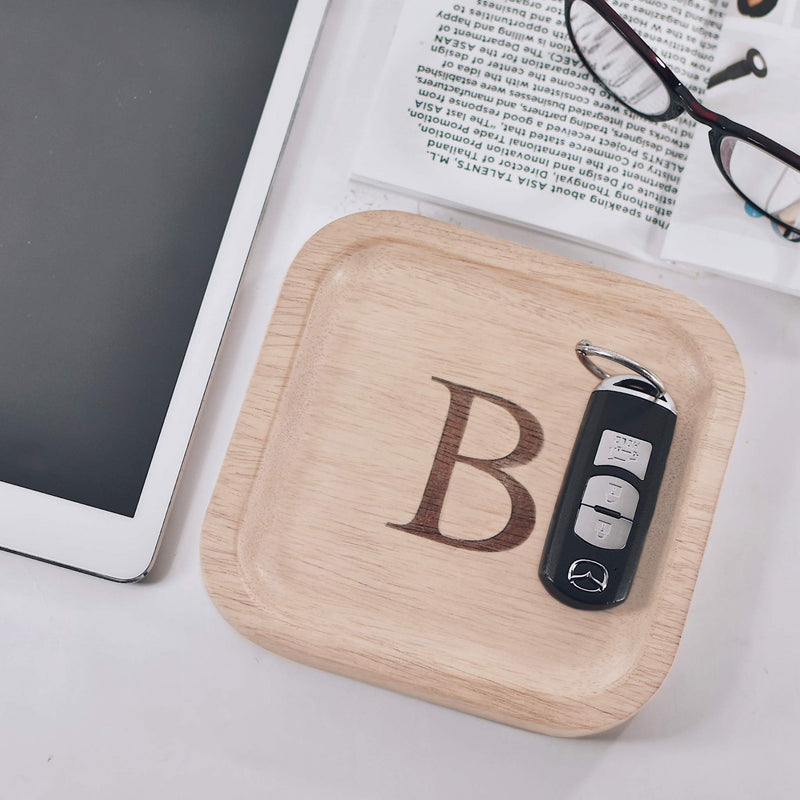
[0,0,327,580]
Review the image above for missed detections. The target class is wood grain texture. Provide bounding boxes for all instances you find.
[201,211,745,737]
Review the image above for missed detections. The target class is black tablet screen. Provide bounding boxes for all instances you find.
[0,1,298,516]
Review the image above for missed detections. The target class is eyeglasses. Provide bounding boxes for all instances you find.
[565,0,800,241]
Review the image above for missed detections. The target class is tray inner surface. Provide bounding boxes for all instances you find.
[202,212,744,736]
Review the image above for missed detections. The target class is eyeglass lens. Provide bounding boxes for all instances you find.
[719,138,800,231]
[569,0,671,117]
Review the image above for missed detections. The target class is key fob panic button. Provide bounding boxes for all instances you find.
[593,429,652,480]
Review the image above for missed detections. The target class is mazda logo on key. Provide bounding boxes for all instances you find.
[567,559,609,593]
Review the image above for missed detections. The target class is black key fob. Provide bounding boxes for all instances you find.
[539,373,676,609]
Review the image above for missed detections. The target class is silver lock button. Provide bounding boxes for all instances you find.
[581,475,639,519]
[574,505,633,550]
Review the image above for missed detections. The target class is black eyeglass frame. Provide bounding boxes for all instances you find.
[565,0,800,238]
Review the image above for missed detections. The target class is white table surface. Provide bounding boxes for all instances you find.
[4,3,799,797]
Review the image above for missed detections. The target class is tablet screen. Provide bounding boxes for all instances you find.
[0,1,298,517]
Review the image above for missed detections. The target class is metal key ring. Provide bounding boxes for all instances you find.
[575,340,667,399]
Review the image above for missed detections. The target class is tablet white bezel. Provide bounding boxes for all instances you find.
[0,0,328,581]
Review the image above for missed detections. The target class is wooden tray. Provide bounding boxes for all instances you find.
[201,211,744,736]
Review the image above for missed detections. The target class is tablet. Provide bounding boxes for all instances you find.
[0,0,328,580]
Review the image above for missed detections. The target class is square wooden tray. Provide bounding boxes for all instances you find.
[201,211,744,736]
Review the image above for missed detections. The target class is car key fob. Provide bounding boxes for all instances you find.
[539,343,677,609]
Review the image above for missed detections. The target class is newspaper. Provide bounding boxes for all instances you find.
[355,0,800,293]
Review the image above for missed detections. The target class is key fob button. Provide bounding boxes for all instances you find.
[593,429,653,479]
[574,506,633,550]
[581,475,639,519]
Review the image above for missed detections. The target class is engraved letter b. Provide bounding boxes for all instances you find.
[388,377,543,551]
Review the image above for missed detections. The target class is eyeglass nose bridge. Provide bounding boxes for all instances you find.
[675,85,723,131]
